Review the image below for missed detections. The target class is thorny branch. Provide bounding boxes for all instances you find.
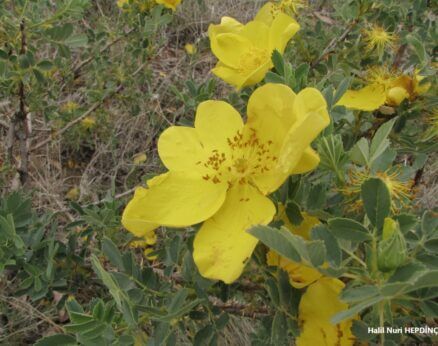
[6,19,31,186]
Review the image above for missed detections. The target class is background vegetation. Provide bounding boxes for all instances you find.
[0,0,437,345]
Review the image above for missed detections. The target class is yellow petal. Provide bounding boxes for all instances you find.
[193,184,276,283]
[266,250,322,288]
[289,147,320,174]
[208,17,243,38]
[413,71,430,95]
[297,278,355,346]
[246,83,297,194]
[158,126,205,172]
[122,172,227,230]
[278,88,330,173]
[211,62,247,89]
[133,152,147,165]
[239,60,272,89]
[269,13,300,53]
[240,21,270,49]
[386,86,409,106]
[122,187,159,237]
[210,33,252,68]
[336,84,386,111]
[155,0,181,11]
[254,2,277,25]
[194,100,244,153]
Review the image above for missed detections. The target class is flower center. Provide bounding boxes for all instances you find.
[238,47,270,75]
[200,128,276,186]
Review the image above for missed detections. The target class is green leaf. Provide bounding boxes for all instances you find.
[37,60,54,71]
[333,78,351,104]
[341,285,380,303]
[307,240,326,267]
[102,237,125,271]
[248,225,301,262]
[369,118,396,164]
[311,225,342,267]
[361,178,391,230]
[168,288,188,313]
[285,201,303,225]
[271,50,284,75]
[331,296,382,324]
[419,300,438,317]
[328,218,372,242]
[34,334,77,346]
[65,34,88,48]
[350,138,369,166]
[271,311,288,345]
[421,211,438,237]
[406,34,427,63]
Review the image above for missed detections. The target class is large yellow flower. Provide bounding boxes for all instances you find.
[209,9,299,89]
[336,67,430,111]
[122,84,330,283]
[155,0,181,11]
[297,278,355,346]
[267,207,322,288]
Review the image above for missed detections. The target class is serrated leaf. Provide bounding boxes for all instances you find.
[361,178,391,230]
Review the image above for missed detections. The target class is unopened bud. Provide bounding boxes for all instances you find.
[378,218,407,272]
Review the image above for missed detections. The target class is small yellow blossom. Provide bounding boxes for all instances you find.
[133,153,147,165]
[61,101,79,113]
[267,206,322,288]
[424,109,438,140]
[256,0,307,21]
[337,67,430,111]
[117,0,155,12]
[80,116,96,129]
[297,278,356,346]
[209,7,299,89]
[122,83,330,283]
[66,187,80,200]
[363,24,397,56]
[340,168,414,213]
[143,248,158,260]
[155,0,181,11]
[184,43,196,55]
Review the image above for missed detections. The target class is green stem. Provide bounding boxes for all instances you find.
[379,301,385,345]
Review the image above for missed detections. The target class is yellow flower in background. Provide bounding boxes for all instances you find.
[267,206,322,288]
[66,187,80,200]
[122,83,330,283]
[133,152,147,165]
[117,0,155,12]
[184,43,196,55]
[209,7,299,89]
[363,24,396,56]
[297,278,355,346]
[61,101,79,113]
[340,168,414,213]
[80,116,96,129]
[256,0,307,22]
[336,67,430,111]
[424,108,438,141]
[156,0,181,11]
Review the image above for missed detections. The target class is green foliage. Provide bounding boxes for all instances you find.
[0,0,436,345]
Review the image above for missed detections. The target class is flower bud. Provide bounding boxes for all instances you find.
[378,218,407,272]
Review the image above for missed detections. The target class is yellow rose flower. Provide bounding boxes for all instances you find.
[297,278,356,346]
[155,0,181,11]
[122,83,330,283]
[336,67,430,111]
[209,9,299,89]
[267,208,322,288]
